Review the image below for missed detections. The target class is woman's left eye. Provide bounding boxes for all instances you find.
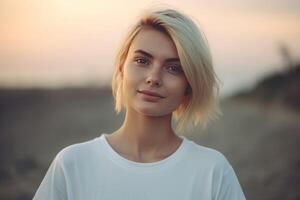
[166,65,183,75]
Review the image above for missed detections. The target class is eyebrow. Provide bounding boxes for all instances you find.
[134,49,180,63]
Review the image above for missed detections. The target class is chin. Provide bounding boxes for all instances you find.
[134,106,173,117]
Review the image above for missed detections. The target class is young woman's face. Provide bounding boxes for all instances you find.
[120,28,189,117]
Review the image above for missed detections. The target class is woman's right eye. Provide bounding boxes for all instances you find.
[134,57,149,65]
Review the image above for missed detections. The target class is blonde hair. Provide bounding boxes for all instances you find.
[111,7,222,134]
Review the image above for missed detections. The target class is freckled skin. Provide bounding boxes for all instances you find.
[121,28,189,117]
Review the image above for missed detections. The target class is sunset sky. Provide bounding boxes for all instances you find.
[1,0,299,96]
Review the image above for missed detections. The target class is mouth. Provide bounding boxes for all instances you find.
[137,90,165,98]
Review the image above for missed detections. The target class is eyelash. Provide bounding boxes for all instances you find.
[134,57,149,65]
[134,57,183,75]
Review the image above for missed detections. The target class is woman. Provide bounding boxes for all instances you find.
[34,7,246,200]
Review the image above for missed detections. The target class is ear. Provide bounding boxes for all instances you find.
[119,64,124,78]
[184,84,191,96]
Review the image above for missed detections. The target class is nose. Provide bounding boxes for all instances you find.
[146,68,162,87]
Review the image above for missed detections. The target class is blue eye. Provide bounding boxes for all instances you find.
[134,57,149,65]
[166,65,183,75]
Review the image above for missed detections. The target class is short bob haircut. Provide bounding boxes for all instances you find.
[111,7,222,134]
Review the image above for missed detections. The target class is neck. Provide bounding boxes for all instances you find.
[112,107,181,159]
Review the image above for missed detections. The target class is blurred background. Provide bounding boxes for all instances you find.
[0,0,299,199]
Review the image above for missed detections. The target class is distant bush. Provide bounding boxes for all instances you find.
[232,63,300,111]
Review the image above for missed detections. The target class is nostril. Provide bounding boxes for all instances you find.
[146,79,161,86]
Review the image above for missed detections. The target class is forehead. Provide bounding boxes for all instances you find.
[128,28,179,59]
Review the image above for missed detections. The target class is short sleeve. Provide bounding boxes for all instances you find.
[33,153,68,200]
[215,166,246,200]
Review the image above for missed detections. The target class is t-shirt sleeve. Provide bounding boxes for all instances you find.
[214,165,246,200]
[33,152,68,200]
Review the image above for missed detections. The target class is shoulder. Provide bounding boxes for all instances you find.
[184,139,233,173]
[184,139,247,199]
[55,136,102,167]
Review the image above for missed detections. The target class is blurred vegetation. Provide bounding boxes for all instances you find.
[232,43,300,112]
[232,63,300,111]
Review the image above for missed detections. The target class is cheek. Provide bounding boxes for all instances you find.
[164,77,188,107]
[122,65,144,98]
[123,64,144,84]
[165,76,188,97]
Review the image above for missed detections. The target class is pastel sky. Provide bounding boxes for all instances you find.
[1,0,299,96]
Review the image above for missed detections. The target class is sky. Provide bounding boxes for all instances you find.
[0,0,299,96]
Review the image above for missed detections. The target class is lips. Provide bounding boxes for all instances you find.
[137,90,165,98]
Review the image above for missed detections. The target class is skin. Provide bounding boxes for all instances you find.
[106,27,190,163]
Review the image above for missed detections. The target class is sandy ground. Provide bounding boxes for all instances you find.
[0,88,299,200]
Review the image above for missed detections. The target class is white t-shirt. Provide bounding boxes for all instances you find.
[33,133,246,200]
